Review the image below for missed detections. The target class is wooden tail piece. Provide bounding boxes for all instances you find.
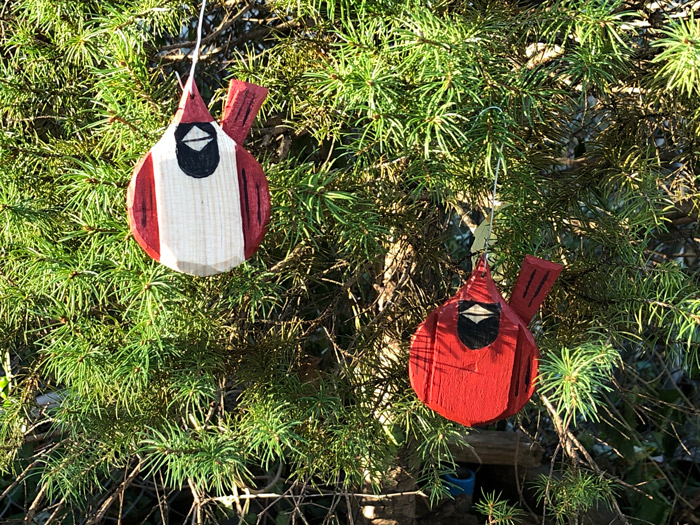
[509,255,562,324]
[220,80,268,145]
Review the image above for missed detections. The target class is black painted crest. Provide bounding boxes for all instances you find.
[457,300,502,350]
[174,122,220,179]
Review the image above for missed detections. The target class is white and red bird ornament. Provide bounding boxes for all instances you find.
[127,77,270,276]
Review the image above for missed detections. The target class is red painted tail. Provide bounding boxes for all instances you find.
[509,255,562,324]
[220,80,268,145]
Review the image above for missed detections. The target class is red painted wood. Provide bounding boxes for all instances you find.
[500,326,539,419]
[126,152,160,261]
[236,147,270,259]
[509,255,562,324]
[410,255,562,426]
[410,257,518,426]
[127,77,270,274]
[499,256,562,419]
[127,78,215,266]
[221,80,268,145]
[221,79,270,260]
[175,79,214,124]
[409,308,440,404]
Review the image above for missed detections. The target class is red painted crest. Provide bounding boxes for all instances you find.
[127,78,269,276]
[409,255,562,426]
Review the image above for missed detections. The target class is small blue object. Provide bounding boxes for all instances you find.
[442,468,475,496]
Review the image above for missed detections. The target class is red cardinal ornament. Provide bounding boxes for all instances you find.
[127,77,270,276]
[409,255,562,427]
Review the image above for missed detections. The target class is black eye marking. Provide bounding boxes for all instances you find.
[174,122,220,179]
[456,300,502,350]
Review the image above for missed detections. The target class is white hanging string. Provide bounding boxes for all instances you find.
[483,143,503,264]
[472,106,505,272]
[174,70,185,91]
[183,0,208,96]
[190,0,207,81]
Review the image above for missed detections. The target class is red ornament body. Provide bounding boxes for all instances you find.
[409,255,562,426]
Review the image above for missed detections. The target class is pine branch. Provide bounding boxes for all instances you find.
[541,395,631,525]
[157,0,260,52]
[84,461,142,525]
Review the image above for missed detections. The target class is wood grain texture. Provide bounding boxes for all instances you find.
[500,325,539,419]
[509,255,563,324]
[151,119,245,276]
[410,257,518,427]
[410,255,562,426]
[448,430,543,467]
[221,80,268,146]
[127,77,271,276]
[236,147,270,260]
[175,79,213,124]
[500,255,562,418]
[127,152,160,262]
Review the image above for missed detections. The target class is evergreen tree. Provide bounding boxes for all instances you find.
[1,0,699,523]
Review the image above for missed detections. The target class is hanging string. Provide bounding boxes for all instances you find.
[174,71,185,91]
[185,0,208,97]
[471,106,506,273]
[483,143,503,264]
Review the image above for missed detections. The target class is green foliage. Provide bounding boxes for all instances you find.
[0,376,8,399]
[653,14,700,96]
[473,490,525,525]
[141,423,250,493]
[1,0,700,522]
[539,340,620,424]
[534,468,616,524]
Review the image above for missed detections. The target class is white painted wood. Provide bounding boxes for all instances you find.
[150,122,245,276]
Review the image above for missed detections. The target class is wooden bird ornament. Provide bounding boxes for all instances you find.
[127,77,270,276]
[409,255,562,427]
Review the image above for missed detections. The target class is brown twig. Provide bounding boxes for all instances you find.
[155,471,169,525]
[209,489,429,503]
[43,498,66,525]
[23,482,47,524]
[84,461,142,525]
[157,1,258,52]
[541,395,631,525]
[1,442,61,503]
[158,18,300,63]
[188,478,203,525]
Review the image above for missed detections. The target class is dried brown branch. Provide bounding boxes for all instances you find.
[1,442,61,503]
[158,18,301,63]
[23,482,47,524]
[208,489,429,504]
[541,395,631,525]
[157,1,259,52]
[43,497,66,525]
[84,460,142,525]
[188,477,204,525]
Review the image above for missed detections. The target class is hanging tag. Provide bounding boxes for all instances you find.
[470,218,492,268]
